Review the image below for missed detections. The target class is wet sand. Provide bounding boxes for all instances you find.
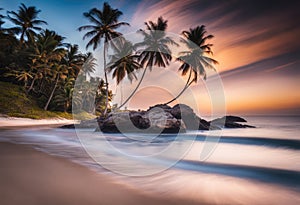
[0,142,201,205]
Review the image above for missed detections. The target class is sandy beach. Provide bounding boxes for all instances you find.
[0,117,299,205]
[0,117,77,129]
[0,142,201,205]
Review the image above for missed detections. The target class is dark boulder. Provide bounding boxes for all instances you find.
[224,122,255,128]
[98,107,185,134]
[170,104,209,130]
[61,104,255,132]
[60,124,75,129]
[210,115,255,128]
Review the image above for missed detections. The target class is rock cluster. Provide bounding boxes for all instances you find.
[61,104,255,133]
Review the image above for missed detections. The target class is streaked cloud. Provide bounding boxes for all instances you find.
[126,0,300,115]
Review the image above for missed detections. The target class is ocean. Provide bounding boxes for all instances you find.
[1,116,299,204]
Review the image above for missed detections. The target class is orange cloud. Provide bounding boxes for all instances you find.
[112,0,300,115]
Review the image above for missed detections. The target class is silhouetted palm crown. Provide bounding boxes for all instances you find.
[107,40,141,84]
[78,2,129,50]
[178,25,218,81]
[136,16,178,69]
[7,3,47,43]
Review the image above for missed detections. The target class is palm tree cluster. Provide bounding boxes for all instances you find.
[78,3,218,111]
[1,2,218,116]
[0,3,108,113]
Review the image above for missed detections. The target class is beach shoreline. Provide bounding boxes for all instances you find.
[0,141,201,205]
[0,117,78,129]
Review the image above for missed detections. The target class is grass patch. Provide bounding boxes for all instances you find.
[0,81,74,119]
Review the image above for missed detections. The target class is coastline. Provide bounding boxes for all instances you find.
[0,117,299,204]
[0,117,78,129]
[0,142,201,205]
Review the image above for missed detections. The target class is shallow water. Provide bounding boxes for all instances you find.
[0,116,299,204]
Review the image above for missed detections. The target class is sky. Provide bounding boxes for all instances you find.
[1,0,300,116]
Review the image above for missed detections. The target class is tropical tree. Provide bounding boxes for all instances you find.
[0,32,20,76]
[63,44,84,78]
[81,52,97,79]
[106,40,141,85]
[4,70,33,89]
[53,77,80,112]
[44,63,68,111]
[164,25,218,105]
[118,16,177,109]
[28,29,65,94]
[78,2,129,115]
[7,3,47,44]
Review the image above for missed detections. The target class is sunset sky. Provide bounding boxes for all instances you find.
[2,0,300,116]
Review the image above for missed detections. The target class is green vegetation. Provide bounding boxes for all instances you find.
[0,2,218,119]
[78,2,129,115]
[0,81,71,119]
[0,3,111,119]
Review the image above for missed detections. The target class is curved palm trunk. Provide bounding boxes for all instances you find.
[44,75,59,111]
[117,67,147,110]
[120,81,123,105]
[164,69,193,105]
[27,76,37,93]
[103,43,109,116]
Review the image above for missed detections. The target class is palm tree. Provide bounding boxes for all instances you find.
[63,44,85,78]
[44,63,68,111]
[118,16,177,109]
[78,2,129,115]
[106,40,142,109]
[54,77,80,112]
[7,3,47,44]
[81,52,97,79]
[106,40,141,85]
[4,70,33,89]
[164,25,218,105]
[28,30,65,94]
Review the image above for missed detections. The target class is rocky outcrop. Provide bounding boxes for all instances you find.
[98,105,185,134]
[170,104,210,130]
[62,104,255,132]
[210,115,255,128]
[60,118,97,129]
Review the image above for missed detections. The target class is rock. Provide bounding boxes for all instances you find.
[170,104,194,119]
[146,106,185,133]
[224,122,255,128]
[212,116,247,124]
[170,104,209,130]
[60,119,97,129]
[60,124,75,129]
[210,115,255,128]
[147,104,172,111]
[62,104,255,132]
[98,107,185,134]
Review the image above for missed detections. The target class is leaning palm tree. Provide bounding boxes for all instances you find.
[118,16,177,109]
[106,40,141,85]
[106,40,142,108]
[78,2,129,115]
[164,25,218,105]
[44,63,69,111]
[7,3,47,44]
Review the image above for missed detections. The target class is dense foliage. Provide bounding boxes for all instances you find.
[0,2,218,118]
[0,4,110,116]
